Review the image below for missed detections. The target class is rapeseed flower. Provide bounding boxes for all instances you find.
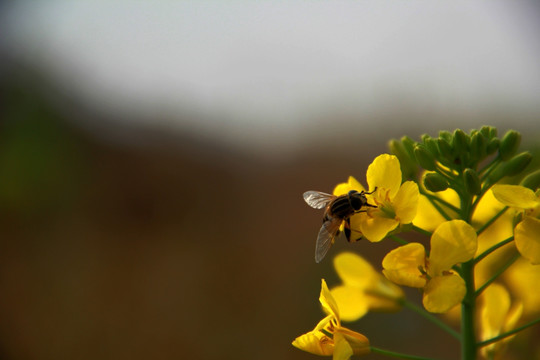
[491,184,540,264]
[382,220,477,313]
[292,279,370,360]
[330,252,404,321]
[479,283,523,359]
[333,154,419,242]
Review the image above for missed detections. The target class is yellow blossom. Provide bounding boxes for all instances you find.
[491,184,540,264]
[292,279,371,360]
[504,258,540,317]
[382,220,477,313]
[330,252,404,321]
[479,283,523,359]
[333,155,419,242]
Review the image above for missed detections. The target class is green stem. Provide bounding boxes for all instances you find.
[477,317,540,348]
[473,236,514,265]
[370,346,441,360]
[402,300,460,340]
[475,207,509,236]
[412,224,432,237]
[389,235,409,246]
[475,253,520,298]
[460,260,477,360]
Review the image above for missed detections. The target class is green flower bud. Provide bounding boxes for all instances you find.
[414,144,437,171]
[389,139,417,180]
[480,125,497,139]
[423,137,440,157]
[424,173,449,192]
[469,132,487,163]
[463,168,481,195]
[486,138,500,155]
[488,151,532,185]
[401,136,417,158]
[452,129,470,153]
[439,130,453,144]
[504,151,531,177]
[520,169,540,191]
[437,138,454,160]
[499,130,521,160]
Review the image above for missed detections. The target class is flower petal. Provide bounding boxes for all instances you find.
[393,181,419,224]
[514,217,540,265]
[429,220,477,276]
[330,285,369,322]
[292,330,334,356]
[366,154,402,198]
[333,252,374,287]
[423,273,466,313]
[492,184,539,209]
[412,194,448,232]
[335,327,371,358]
[360,215,399,242]
[382,243,427,288]
[320,279,340,320]
[333,176,366,196]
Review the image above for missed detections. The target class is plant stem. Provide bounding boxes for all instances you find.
[460,260,477,360]
[412,224,432,237]
[473,236,514,265]
[390,235,409,246]
[402,300,460,340]
[475,207,509,236]
[476,317,540,348]
[475,253,520,298]
[370,346,441,360]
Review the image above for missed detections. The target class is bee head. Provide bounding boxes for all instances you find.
[347,190,367,211]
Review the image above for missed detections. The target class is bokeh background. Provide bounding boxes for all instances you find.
[1,2,540,359]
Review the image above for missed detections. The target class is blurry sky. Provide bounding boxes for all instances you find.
[2,1,540,153]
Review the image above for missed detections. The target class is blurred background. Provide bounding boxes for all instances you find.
[0,1,539,359]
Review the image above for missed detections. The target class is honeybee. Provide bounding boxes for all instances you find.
[303,189,377,263]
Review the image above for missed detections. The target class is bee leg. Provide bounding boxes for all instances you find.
[344,218,363,242]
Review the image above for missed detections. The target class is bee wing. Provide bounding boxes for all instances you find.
[303,191,334,209]
[315,218,342,263]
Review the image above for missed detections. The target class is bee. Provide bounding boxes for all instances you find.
[303,189,377,263]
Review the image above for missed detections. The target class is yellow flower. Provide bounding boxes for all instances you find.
[504,258,540,317]
[330,252,404,322]
[491,184,540,264]
[479,283,523,359]
[382,220,477,313]
[292,279,371,360]
[333,154,419,242]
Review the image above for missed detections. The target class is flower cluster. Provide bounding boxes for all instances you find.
[294,127,540,360]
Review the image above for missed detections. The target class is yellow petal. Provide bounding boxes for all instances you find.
[366,154,402,198]
[423,273,466,313]
[429,220,477,276]
[335,327,370,358]
[332,332,354,360]
[472,188,506,226]
[360,215,399,242]
[393,181,419,224]
[333,176,366,196]
[292,330,334,356]
[320,279,340,320]
[333,252,374,288]
[412,194,448,232]
[492,184,539,209]
[330,285,369,322]
[382,243,427,288]
[480,283,511,340]
[504,258,540,316]
[514,217,540,265]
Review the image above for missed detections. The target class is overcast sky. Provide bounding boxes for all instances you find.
[2,1,540,152]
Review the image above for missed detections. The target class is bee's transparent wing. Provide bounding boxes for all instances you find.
[315,218,341,263]
[303,191,334,209]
